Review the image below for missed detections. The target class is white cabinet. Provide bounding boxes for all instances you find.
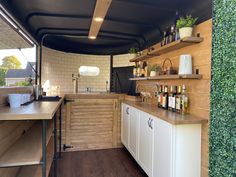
[121,103,130,148]
[153,118,173,177]
[137,111,154,176]
[121,103,201,177]
[128,107,139,159]
[152,118,201,177]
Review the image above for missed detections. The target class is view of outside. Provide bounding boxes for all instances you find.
[0,47,36,87]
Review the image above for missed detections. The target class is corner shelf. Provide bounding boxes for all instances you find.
[17,138,54,177]
[129,54,157,62]
[129,37,204,63]
[0,121,53,168]
[129,74,202,81]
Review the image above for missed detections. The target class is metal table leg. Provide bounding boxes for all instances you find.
[59,104,62,158]
[42,120,47,177]
[53,114,58,177]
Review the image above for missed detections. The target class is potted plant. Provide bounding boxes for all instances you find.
[148,65,161,77]
[129,47,139,57]
[176,15,198,39]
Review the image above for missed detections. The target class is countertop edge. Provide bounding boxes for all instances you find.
[0,97,65,121]
[123,100,208,125]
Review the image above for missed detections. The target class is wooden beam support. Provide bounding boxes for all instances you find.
[89,0,112,39]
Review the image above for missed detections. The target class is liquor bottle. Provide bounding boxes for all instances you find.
[165,27,170,45]
[142,61,148,77]
[169,26,175,43]
[137,61,141,77]
[175,85,182,113]
[162,85,168,109]
[181,85,189,115]
[172,86,177,112]
[168,86,173,111]
[158,85,163,108]
[133,63,137,77]
[174,11,180,41]
[161,31,167,46]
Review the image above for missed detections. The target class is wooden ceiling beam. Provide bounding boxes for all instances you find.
[88,0,112,39]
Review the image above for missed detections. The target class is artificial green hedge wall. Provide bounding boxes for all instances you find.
[210,0,236,176]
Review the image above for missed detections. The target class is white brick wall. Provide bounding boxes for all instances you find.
[42,47,110,95]
[41,47,135,95]
[113,54,135,68]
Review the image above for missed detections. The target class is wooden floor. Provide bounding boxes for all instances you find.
[50,148,148,177]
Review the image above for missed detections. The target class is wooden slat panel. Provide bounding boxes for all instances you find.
[66,98,115,151]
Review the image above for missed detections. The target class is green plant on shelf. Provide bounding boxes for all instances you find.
[148,64,161,72]
[129,47,138,54]
[176,15,198,29]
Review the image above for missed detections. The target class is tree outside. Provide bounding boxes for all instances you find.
[0,56,22,86]
[0,67,7,86]
[1,56,22,69]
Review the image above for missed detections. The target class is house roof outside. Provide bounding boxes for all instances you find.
[5,62,36,79]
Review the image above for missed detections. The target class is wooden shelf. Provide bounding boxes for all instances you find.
[129,53,157,62]
[129,37,204,62]
[17,138,54,177]
[129,74,202,81]
[0,121,53,168]
[129,77,148,81]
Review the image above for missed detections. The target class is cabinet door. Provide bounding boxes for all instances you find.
[138,111,153,176]
[121,104,130,148]
[128,107,139,159]
[152,118,173,177]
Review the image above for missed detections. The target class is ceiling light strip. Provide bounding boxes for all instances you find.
[89,0,112,39]
[0,5,36,46]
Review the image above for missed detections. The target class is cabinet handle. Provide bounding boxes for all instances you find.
[126,107,129,115]
[150,119,153,129]
[148,118,151,127]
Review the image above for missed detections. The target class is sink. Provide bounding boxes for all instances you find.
[38,96,61,102]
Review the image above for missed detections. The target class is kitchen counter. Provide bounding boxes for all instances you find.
[123,100,208,125]
[0,96,64,120]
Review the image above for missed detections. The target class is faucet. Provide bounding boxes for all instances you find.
[85,87,92,93]
[136,83,140,94]
[72,73,80,93]
[106,81,109,92]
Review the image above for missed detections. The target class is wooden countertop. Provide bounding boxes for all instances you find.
[0,97,64,120]
[123,100,208,125]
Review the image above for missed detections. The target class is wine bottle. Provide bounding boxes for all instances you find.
[172,86,177,112]
[175,85,182,113]
[158,85,163,108]
[168,85,173,111]
[162,85,168,109]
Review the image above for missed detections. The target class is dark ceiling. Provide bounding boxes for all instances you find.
[0,0,212,55]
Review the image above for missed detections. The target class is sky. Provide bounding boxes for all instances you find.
[0,47,36,69]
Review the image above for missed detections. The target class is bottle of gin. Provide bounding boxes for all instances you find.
[181,85,189,115]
